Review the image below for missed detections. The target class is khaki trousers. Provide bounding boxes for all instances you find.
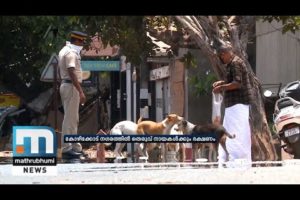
[60,83,81,153]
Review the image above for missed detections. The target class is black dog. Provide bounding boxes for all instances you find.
[191,123,235,161]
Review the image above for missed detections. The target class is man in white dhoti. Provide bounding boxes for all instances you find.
[212,44,253,168]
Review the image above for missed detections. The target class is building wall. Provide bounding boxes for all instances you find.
[256,20,300,88]
[256,20,300,160]
[185,49,213,124]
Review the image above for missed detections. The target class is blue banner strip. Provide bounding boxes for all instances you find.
[64,134,217,143]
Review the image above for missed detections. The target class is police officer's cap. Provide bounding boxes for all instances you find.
[70,31,88,41]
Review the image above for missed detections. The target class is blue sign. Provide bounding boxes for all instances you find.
[81,61,120,71]
[64,134,217,143]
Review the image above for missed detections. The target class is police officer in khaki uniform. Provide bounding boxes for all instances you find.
[58,31,87,157]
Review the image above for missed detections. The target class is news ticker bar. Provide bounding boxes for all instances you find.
[64,134,217,143]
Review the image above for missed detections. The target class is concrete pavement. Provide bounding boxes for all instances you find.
[1,161,300,184]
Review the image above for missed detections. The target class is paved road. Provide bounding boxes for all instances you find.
[1,161,300,184]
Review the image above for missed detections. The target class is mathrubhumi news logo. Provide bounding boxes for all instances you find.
[13,157,56,166]
[12,126,57,176]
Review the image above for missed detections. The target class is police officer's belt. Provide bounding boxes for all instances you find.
[62,80,72,84]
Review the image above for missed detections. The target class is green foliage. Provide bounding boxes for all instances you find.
[99,72,110,79]
[179,51,197,68]
[0,15,220,101]
[1,17,76,75]
[90,16,154,64]
[180,51,217,96]
[268,122,277,136]
[260,16,300,34]
[189,71,217,97]
[145,16,173,31]
[0,16,155,101]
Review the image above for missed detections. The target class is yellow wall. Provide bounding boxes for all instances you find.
[0,93,21,107]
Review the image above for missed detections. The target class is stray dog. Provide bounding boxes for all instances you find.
[109,120,143,158]
[108,106,149,158]
[192,124,235,162]
[137,114,183,135]
[176,120,235,162]
[137,114,184,162]
[166,124,186,162]
[174,120,212,161]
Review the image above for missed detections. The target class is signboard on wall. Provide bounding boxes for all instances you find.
[150,66,170,81]
[81,61,120,71]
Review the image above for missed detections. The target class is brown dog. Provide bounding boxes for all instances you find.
[137,114,184,162]
[137,114,183,135]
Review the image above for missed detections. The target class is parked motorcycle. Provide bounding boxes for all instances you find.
[273,81,300,158]
[0,106,27,151]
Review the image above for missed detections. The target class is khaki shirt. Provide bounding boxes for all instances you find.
[58,45,82,83]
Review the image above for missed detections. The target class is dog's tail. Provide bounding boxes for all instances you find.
[225,131,236,139]
[137,106,148,124]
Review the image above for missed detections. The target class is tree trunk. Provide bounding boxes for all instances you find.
[175,16,278,161]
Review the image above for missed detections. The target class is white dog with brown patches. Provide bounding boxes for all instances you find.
[109,106,149,158]
[109,120,142,157]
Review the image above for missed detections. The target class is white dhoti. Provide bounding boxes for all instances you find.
[218,104,252,167]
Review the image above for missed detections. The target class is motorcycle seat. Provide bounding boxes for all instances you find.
[277,99,294,110]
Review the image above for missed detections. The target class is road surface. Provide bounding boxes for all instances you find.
[1,161,300,184]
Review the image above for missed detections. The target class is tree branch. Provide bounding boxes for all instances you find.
[175,16,226,78]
